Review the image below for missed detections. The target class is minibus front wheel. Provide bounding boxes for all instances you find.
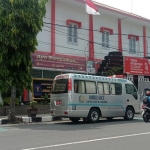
[124,107,134,120]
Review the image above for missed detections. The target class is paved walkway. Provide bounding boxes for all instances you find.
[0,114,54,124]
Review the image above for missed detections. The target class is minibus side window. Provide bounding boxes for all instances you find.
[103,83,110,95]
[85,81,96,94]
[74,80,85,93]
[125,84,138,99]
[97,82,104,94]
[110,83,122,95]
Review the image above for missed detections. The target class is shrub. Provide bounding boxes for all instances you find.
[3,97,20,106]
[0,103,3,107]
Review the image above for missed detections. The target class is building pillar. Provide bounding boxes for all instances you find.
[143,26,146,57]
[118,19,122,52]
[89,14,94,60]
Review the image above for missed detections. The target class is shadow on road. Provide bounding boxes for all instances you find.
[56,118,143,126]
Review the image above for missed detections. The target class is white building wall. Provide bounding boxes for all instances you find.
[146,27,150,57]
[35,0,150,60]
[36,0,51,52]
[122,20,143,58]
[55,1,89,57]
[94,15,118,59]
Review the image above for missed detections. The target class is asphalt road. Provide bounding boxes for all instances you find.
[0,116,150,150]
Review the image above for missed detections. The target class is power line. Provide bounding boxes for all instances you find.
[44,24,150,50]
[43,22,150,38]
[38,39,149,58]
[38,40,105,57]
[40,28,146,56]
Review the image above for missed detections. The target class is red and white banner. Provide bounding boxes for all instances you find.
[124,56,150,75]
[86,0,100,15]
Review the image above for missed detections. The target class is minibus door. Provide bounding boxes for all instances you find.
[125,84,140,113]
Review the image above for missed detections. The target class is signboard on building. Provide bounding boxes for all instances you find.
[32,78,53,100]
[86,60,96,74]
[31,54,86,72]
[124,56,150,75]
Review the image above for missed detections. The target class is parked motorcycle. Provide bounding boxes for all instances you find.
[142,104,150,122]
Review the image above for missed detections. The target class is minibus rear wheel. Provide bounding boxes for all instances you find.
[88,108,100,123]
[69,117,80,123]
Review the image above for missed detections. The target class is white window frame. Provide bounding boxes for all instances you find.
[67,23,78,45]
[102,31,109,49]
[129,37,136,53]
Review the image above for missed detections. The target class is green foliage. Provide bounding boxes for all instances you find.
[0,0,48,93]
[0,103,3,107]
[3,97,20,106]
[102,67,123,76]
[1,87,21,99]
[41,94,50,104]
[107,67,123,76]
[29,100,37,108]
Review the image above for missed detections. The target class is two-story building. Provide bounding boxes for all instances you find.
[23,0,150,102]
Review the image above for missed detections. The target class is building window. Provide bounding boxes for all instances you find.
[129,37,136,53]
[68,23,78,45]
[102,31,109,49]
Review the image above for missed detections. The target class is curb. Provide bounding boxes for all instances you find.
[0,116,63,124]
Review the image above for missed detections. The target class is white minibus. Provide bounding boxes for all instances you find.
[50,73,140,123]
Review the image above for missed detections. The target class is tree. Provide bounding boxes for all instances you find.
[101,67,123,76]
[107,67,123,76]
[0,0,48,123]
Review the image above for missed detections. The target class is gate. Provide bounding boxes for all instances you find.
[138,76,150,102]
[138,76,150,95]
[125,75,134,82]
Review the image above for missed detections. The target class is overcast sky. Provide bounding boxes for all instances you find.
[94,0,150,19]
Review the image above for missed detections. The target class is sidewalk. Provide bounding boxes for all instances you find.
[0,114,64,124]
[0,113,142,125]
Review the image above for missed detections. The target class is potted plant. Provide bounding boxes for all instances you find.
[27,100,38,117]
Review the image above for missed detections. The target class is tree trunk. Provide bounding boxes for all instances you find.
[0,92,3,106]
[8,86,18,123]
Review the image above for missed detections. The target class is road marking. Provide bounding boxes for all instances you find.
[0,127,7,132]
[22,131,150,150]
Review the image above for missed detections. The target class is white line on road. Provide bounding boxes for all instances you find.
[22,132,150,150]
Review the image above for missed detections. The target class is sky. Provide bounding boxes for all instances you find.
[94,0,150,19]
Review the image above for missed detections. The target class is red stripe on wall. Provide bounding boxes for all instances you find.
[89,14,94,60]
[118,19,122,52]
[143,26,146,57]
[51,0,55,55]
